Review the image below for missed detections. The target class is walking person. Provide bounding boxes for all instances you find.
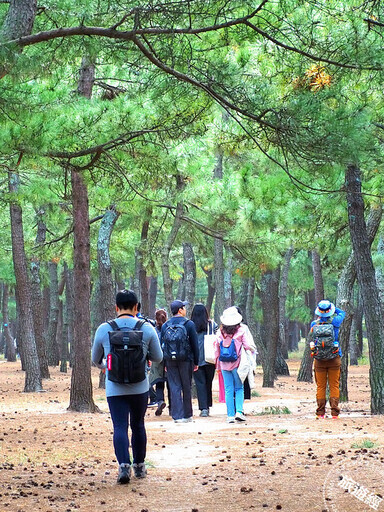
[92,289,162,484]
[214,306,253,423]
[149,309,170,416]
[161,300,199,423]
[191,303,218,417]
[310,300,346,419]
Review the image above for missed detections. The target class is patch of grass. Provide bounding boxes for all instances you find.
[255,406,291,416]
[351,439,377,449]
[251,390,260,398]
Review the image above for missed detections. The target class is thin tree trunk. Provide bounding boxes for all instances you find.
[345,164,384,414]
[202,266,215,319]
[68,56,98,412]
[277,248,293,369]
[97,205,120,323]
[260,269,280,387]
[9,170,42,391]
[46,261,60,366]
[137,212,151,316]
[64,263,74,370]
[30,211,50,379]
[161,202,183,309]
[148,277,157,319]
[2,284,16,362]
[297,288,316,383]
[312,250,324,304]
[183,242,196,318]
[337,204,382,401]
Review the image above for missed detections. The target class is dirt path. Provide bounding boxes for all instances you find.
[0,360,383,512]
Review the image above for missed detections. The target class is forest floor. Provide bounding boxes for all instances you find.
[1,356,384,512]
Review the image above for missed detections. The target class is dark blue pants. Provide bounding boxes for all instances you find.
[193,363,216,410]
[107,392,148,465]
[166,360,193,420]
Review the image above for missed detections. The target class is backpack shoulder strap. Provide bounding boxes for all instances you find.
[134,319,146,331]
[107,320,120,331]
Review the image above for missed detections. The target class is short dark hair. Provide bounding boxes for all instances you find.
[115,289,138,310]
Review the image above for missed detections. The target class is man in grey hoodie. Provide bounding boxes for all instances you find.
[92,289,162,484]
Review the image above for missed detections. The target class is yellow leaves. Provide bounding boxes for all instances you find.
[292,65,332,92]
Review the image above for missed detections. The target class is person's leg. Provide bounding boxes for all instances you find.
[128,391,149,464]
[205,364,216,409]
[107,395,130,464]
[193,366,208,411]
[328,357,341,417]
[243,376,251,400]
[179,360,194,419]
[233,369,245,414]
[222,369,235,418]
[314,361,327,416]
[166,363,184,420]
[155,382,165,403]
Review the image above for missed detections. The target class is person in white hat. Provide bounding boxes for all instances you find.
[214,306,253,423]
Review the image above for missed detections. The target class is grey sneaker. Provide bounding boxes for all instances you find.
[200,409,209,417]
[117,463,131,484]
[155,401,166,416]
[132,462,147,479]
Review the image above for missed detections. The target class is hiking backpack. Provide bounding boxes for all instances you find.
[219,338,238,363]
[106,319,147,384]
[312,321,338,360]
[161,318,191,361]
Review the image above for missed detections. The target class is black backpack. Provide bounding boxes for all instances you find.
[161,318,190,361]
[312,321,338,360]
[106,319,147,384]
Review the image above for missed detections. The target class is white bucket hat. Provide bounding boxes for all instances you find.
[220,306,242,326]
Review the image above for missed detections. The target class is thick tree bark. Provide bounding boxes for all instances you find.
[68,169,98,412]
[0,0,37,78]
[337,204,382,400]
[345,164,384,414]
[161,201,183,309]
[2,284,16,362]
[97,205,120,323]
[9,171,42,391]
[46,261,60,366]
[260,269,280,387]
[183,242,196,318]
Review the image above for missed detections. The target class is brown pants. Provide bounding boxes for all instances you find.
[314,356,341,416]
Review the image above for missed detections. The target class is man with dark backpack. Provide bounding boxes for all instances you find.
[92,290,162,484]
[309,300,345,419]
[161,300,199,423]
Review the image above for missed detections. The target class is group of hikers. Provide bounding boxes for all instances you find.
[91,289,345,485]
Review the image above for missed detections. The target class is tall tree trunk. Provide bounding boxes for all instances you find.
[337,204,382,400]
[297,288,316,383]
[277,248,293,372]
[0,0,37,78]
[345,164,384,414]
[68,56,98,412]
[30,210,50,378]
[68,168,98,412]
[148,276,157,319]
[2,284,16,362]
[137,211,151,316]
[9,170,42,391]
[161,202,183,309]
[183,242,196,318]
[202,266,215,319]
[64,263,74,369]
[97,205,120,323]
[311,250,324,304]
[46,261,60,366]
[260,269,280,387]
[213,149,226,322]
[375,235,384,305]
